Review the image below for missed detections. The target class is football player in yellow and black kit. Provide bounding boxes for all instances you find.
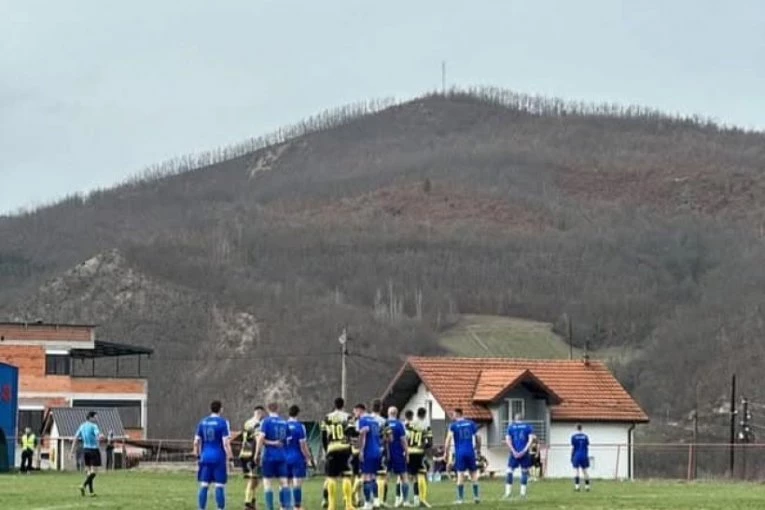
[240,405,266,510]
[321,397,356,510]
[406,407,433,508]
[349,405,364,507]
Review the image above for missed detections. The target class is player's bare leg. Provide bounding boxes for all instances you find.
[454,471,466,504]
[292,477,304,509]
[342,473,356,510]
[469,470,480,503]
[416,471,430,508]
[278,476,291,510]
[244,475,259,510]
[502,467,514,499]
[519,468,529,499]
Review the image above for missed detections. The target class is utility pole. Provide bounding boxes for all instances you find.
[739,397,752,480]
[567,315,574,360]
[729,374,737,477]
[339,327,348,400]
[691,406,698,480]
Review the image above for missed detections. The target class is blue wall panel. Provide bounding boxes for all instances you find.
[0,362,19,472]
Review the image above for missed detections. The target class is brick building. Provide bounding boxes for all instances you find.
[0,322,152,446]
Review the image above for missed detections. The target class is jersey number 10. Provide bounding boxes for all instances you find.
[327,424,345,441]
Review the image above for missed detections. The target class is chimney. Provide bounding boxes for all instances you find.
[582,341,590,366]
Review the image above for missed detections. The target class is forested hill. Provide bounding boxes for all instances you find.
[2,88,765,438]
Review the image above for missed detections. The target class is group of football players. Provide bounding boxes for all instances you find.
[195,397,591,510]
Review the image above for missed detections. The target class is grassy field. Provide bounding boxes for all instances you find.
[439,315,576,359]
[439,315,637,363]
[3,472,765,510]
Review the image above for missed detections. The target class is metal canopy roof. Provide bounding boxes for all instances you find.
[70,340,153,359]
[44,407,127,438]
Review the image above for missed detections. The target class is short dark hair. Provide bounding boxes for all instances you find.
[254,405,266,412]
[267,402,279,413]
[354,403,366,411]
[87,411,97,420]
[210,401,222,414]
[404,410,414,420]
[289,405,300,418]
[334,397,345,410]
[417,407,427,419]
[576,423,582,431]
[453,408,463,416]
[372,399,382,413]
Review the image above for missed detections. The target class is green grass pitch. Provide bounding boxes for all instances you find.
[2,473,765,509]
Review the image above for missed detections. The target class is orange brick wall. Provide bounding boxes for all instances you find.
[0,345,145,394]
[0,345,46,375]
[0,324,93,342]
[21,375,146,394]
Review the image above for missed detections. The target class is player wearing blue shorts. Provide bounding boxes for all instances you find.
[257,402,292,510]
[443,408,481,504]
[194,400,233,510]
[385,407,409,507]
[357,403,383,510]
[369,400,389,506]
[504,413,534,499]
[571,424,591,492]
[286,405,315,509]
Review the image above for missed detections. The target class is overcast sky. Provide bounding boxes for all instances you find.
[2,0,764,215]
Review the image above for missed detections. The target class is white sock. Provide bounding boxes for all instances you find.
[505,484,512,496]
[520,485,527,497]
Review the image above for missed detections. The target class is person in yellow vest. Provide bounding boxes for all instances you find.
[20,427,37,474]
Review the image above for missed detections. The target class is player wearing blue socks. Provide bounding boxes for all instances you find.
[194,401,233,510]
[443,408,481,504]
[503,413,534,500]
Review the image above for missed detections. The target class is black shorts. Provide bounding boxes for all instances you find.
[351,454,361,476]
[241,457,260,478]
[326,450,352,478]
[83,448,102,467]
[407,453,425,476]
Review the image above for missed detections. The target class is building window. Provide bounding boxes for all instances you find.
[500,398,525,431]
[18,409,44,434]
[45,354,71,375]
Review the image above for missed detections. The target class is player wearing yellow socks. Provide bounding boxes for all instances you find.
[321,397,357,510]
[406,408,433,508]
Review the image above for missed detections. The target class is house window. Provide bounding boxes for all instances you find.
[45,354,71,375]
[18,409,44,434]
[500,398,525,431]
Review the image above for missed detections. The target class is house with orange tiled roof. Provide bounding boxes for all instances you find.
[383,356,649,479]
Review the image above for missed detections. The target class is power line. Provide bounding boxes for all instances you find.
[146,352,340,362]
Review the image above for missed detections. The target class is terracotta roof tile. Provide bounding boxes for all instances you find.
[406,357,648,423]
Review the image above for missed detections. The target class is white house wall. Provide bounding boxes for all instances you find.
[546,422,632,479]
[402,383,446,420]
[400,383,635,480]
